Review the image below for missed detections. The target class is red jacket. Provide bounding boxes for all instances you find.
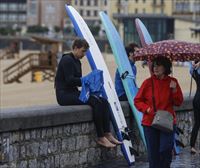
[134,75,183,126]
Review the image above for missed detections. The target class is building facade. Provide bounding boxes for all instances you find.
[0,0,66,29]
[69,0,109,26]
[27,0,65,28]
[0,0,27,28]
[172,0,200,20]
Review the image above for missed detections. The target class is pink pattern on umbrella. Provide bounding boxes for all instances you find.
[134,40,200,62]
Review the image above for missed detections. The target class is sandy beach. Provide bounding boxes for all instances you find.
[0,51,196,109]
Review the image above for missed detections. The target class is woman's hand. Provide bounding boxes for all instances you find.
[170,80,177,93]
[146,107,151,114]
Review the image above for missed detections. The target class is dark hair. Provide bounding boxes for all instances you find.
[72,38,89,50]
[125,42,139,57]
[151,56,172,75]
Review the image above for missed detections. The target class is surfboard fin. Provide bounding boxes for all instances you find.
[121,131,131,141]
[129,147,139,156]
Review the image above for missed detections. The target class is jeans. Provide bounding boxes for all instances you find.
[143,125,174,168]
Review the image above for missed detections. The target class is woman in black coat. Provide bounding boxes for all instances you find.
[190,61,200,154]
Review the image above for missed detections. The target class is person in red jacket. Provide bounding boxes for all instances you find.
[134,56,183,168]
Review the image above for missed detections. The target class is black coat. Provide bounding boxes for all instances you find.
[192,70,200,109]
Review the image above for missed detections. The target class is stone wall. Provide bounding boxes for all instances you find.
[0,99,196,168]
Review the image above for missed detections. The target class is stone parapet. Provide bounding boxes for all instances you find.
[0,98,196,168]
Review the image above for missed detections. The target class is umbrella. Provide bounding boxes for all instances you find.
[134,40,200,62]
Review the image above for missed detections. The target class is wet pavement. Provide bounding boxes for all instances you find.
[93,147,200,168]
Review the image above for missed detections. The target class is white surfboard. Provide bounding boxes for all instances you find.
[65,5,135,165]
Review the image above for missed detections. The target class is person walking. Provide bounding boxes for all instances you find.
[55,38,121,148]
[189,61,200,154]
[134,56,183,168]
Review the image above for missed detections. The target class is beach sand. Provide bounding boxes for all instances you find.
[0,51,195,109]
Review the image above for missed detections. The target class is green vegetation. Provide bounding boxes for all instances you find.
[27,25,49,33]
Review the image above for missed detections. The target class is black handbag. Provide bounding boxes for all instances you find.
[151,78,173,133]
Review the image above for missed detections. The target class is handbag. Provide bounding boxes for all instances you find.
[151,78,173,133]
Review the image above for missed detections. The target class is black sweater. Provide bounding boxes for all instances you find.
[55,52,82,91]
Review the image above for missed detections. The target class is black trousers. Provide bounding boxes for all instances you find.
[190,98,200,148]
[56,90,110,137]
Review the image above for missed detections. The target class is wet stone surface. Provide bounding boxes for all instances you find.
[93,147,200,168]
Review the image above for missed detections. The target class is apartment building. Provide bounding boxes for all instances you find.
[0,0,27,28]
[109,0,172,16]
[172,0,200,20]
[0,0,66,29]
[172,0,200,42]
[110,0,174,44]
[27,0,65,28]
[69,0,109,26]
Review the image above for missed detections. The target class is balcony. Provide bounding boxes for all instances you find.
[151,2,165,8]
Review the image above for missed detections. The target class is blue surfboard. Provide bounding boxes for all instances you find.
[135,18,183,155]
[100,12,146,149]
[65,5,136,165]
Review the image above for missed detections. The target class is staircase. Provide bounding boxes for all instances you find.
[0,49,15,60]
[3,53,55,84]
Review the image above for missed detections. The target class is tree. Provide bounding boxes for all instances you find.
[27,25,49,33]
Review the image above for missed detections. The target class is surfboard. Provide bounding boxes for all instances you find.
[99,12,146,149]
[135,18,183,155]
[65,5,135,165]
[135,18,153,46]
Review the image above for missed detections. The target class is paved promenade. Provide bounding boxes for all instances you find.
[93,147,200,168]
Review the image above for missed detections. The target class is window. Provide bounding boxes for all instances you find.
[0,3,8,11]
[75,0,78,5]
[18,4,26,11]
[135,0,138,3]
[0,14,7,21]
[46,4,55,14]
[9,3,18,11]
[135,8,138,13]
[194,2,200,12]
[29,2,37,16]
[87,10,90,16]
[80,9,83,16]
[80,0,84,6]
[94,10,98,16]
[104,0,107,6]
[8,14,17,22]
[19,14,26,22]
[94,0,98,6]
[143,0,146,3]
[87,0,90,6]
[143,8,146,13]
